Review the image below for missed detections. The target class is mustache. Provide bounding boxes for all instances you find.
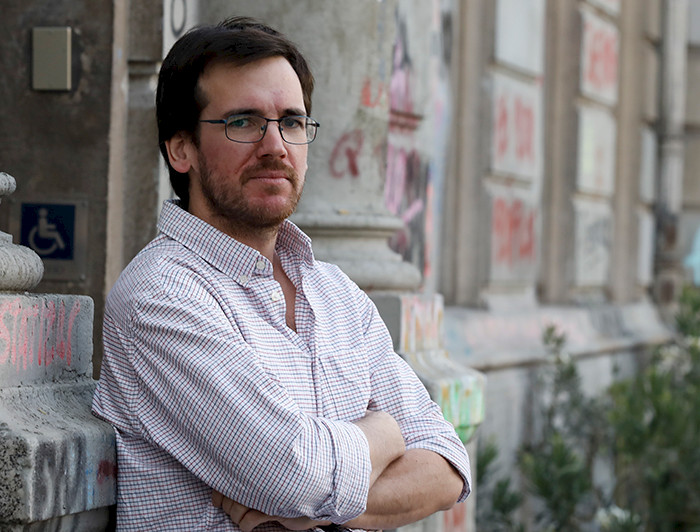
[240,160,298,183]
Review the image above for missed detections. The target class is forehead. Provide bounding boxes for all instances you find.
[198,56,305,115]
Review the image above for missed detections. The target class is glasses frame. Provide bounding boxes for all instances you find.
[199,114,320,145]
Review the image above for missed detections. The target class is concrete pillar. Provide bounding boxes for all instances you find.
[0,173,115,530]
[655,0,689,313]
[106,1,164,296]
[198,0,421,291]
[373,293,484,532]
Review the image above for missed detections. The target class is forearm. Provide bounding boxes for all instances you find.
[345,448,464,530]
[352,410,406,485]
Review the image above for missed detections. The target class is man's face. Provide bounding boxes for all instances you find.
[185,56,308,233]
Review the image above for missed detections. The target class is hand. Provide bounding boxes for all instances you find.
[212,490,332,531]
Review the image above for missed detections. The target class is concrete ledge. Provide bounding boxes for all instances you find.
[0,292,115,529]
[444,300,673,371]
[0,381,116,525]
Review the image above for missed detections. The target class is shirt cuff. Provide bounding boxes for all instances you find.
[314,418,372,523]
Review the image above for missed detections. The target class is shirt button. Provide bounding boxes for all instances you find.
[256,259,266,271]
[271,291,282,302]
[239,274,249,285]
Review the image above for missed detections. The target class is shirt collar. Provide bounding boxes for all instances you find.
[157,200,315,285]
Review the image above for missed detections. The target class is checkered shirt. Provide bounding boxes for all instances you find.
[92,200,471,531]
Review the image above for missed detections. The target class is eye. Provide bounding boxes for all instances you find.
[280,116,305,129]
[227,115,260,129]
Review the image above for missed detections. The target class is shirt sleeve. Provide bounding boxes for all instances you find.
[94,286,371,524]
[357,289,473,502]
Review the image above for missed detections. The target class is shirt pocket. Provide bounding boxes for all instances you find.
[316,339,371,420]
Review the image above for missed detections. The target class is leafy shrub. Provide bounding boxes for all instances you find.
[476,287,700,532]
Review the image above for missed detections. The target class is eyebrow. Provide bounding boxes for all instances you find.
[222,107,308,118]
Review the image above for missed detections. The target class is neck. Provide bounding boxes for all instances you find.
[217,216,282,261]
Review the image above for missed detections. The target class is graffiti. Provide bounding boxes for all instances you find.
[575,202,611,286]
[685,227,700,284]
[491,196,536,268]
[440,11,454,69]
[97,459,117,485]
[389,17,414,113]
[495,94,535,162]
[443,500,468,532]
[492,73,540,179]
[581,10,619,103]
[170,0,187,38]
[0,298,81,371]
[329,130,364,179]
[385,143,429,271]
[361,78,386,108]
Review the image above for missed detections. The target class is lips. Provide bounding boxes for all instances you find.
[241,161,297,186]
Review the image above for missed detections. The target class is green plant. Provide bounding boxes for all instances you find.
[476,287,700,531]
[518,326,605,531]
[476,438,525,532]
[607,287,700,531]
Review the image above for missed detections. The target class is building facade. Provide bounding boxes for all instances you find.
[0,0,698,529]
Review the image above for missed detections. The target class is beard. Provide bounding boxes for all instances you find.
[198,154,303,231]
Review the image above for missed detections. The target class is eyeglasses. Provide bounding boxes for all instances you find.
[199,114,320,145]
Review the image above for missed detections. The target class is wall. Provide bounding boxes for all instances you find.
[682,1,700,286]
[0,1,117,376]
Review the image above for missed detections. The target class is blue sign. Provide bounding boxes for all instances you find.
[20,203,75,260]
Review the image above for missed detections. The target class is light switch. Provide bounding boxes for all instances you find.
[32,27,72,91]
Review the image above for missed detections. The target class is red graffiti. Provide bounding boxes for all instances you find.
[97,460,117,484]
[443,501,467,532]
[0,298,81,371]
[496,95,509,159]
[492,197,536,267]
[584,19,618,93]
[330,130,364,179]
[515,96,534,162]
[361,78,385,108]
[494,92,536,167]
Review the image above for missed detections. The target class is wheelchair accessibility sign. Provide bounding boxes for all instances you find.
[21,203,74,259]
[11,200,87,281]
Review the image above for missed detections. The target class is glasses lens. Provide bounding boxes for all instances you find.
[224,114,318,144]
[279,116,317,145]
[225,115,266,143]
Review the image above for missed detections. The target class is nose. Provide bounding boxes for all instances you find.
[256,121,288,158]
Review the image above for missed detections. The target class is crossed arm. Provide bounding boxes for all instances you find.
[212,410,465,531]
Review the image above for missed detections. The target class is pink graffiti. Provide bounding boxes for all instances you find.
[492,197,536,267]
[495,93,536,166]
[443,500,467,532]
[515,96,534,162]
[584,19,618,92]
[97,460,117,484]
[330,130,364,179]
[385,144,425,220]
[0,298,81,370]
[495,95,509,159]
[390,20,414,113]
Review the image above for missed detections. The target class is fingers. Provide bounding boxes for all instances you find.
[214,494,253,526]
[239,509,273,532]
[211,491,280,532]
[211,490,224,508]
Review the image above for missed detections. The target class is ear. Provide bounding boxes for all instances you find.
[165,132,196,174]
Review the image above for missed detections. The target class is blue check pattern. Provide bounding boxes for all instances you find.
[93,200,471,531]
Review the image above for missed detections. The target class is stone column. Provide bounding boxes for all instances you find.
[655,0,689,314]
[199,0,421,291]
[0,173,115,529]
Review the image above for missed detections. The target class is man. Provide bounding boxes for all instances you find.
[93,17,471,531]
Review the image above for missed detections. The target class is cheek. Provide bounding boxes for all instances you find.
[292,147,309,176]
[200,142,252,174]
